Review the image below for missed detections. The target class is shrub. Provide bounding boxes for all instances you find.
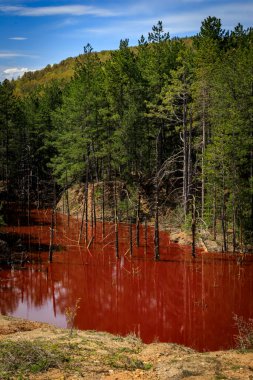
[65,298,81,336]
[233,314,253,350]
[0,339,69,379]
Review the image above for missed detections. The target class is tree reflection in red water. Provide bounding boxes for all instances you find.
[1,209,253,352]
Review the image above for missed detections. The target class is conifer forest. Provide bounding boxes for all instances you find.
[0,17,253,254]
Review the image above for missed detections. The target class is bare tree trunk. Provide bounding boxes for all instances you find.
[63,171,70,226]
[49,181,56,262]
[154,192,160,261]
[85,164,89,243]
[102,179,105,239]
[144,217,148,254]
[78,189,86,245]
[36,167,40,209]
[27,169,31,226]
[201,92,206,221]
[221,208,227,252]
[191,195,196,258]
[65,188,70,227]
[114,180,119,259]
[126,197,133,256]
[129,222,133,256]
[136,188,141,247]
[232,194,236,253]
[78,159,90,244]
[49,209,55,262]
[213,186,217,240]
[240,221,243,252]
[154,131,160,261]
[90,181,94,230]
[182,89,189,218]
[92,181,96,228]
[221,173,227,252]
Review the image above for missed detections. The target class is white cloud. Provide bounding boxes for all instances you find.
[0,52,25,58]
[0,5,119,17]
[81,1,253,40]
[54,17,80,29]
[1,67,33,80]
[0,52,38,58]
[8,37,27,40]
[4,67,28,75]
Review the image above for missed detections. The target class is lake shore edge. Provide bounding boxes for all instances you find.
[0,314,253,380]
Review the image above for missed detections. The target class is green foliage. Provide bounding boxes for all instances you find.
[148,20,170,43]
[1,17,252,247]
[105,351,152,371]
[198,16,225,41]
[0,80,27,191]
[0,340,70,379]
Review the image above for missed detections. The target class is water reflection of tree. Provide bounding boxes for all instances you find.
[1,209,253,351]
[0,272,20,314]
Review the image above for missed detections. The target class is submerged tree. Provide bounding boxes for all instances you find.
[0,17,252,253]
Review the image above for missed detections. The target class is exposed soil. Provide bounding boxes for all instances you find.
[0,315,253,380]
[56,182,251,253]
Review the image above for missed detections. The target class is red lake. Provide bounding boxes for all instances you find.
[1,208,253,352]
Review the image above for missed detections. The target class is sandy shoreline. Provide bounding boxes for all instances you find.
[0,314,253,379]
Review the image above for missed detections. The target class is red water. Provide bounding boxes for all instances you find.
[1,209,253,352]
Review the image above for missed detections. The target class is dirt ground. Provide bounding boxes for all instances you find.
[0,315,253,380]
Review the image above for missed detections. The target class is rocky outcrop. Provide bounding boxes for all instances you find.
[169,231,192,246]
[56,181,136,222]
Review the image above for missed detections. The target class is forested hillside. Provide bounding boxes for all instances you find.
[13,49,113,97]
[0,17,252,252]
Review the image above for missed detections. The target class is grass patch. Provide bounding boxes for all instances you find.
[182,369,202,378]
[214,374,228,380]
[105,352,152,371]
[0,339,70,379]
[112,335,124,342]
[118,346,140,354]
[230,364,241,371]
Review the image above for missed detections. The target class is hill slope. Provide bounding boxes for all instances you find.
[14,49,114,96]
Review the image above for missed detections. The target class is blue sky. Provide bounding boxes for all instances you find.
[0,0,252,81]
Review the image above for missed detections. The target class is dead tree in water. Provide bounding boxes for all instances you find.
[154,131,160,261]
[92,181,96,228]
[27,169,31,226]
[221,171,227,252]
[114,180,119,259]
[153,149,183,260]
[136,187,141,247]
[102,179,105,238]
[191,195,196,258]
[49,181,56,262]
[154,187,160,261]
[129,222,133,256]
[85,175,89,243]
[36,167,40,209]
[49,208,55,262]
[65,172,70,227]
[213,186,217,240]
[65,189,70,227]
[78,193,86,245]
[126,199,133,256]
[144,217,148,254]
[79,158,89,244]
